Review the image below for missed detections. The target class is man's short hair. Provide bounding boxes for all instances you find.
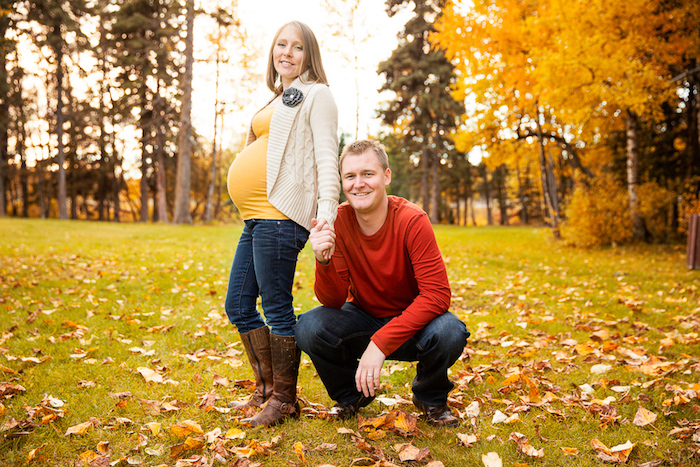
[339,139,390,171]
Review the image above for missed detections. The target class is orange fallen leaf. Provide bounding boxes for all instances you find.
[64,421,92,436]
[79,450,98,464]
[96,441,110,455]
[233,439,276,458]
[183,436,205,450]
[27,444,46,462]
[561,447,579,456]
[590,439,636,463]
[633,406,657,427]
[293,441,306,464]
[171,420,204,437]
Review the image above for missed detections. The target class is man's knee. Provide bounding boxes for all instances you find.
[430,313,469,356]
[294,306,325,351]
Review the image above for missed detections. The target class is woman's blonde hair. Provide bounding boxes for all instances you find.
[266,21,329,94]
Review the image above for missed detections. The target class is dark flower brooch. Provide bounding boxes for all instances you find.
[282,87,303,107]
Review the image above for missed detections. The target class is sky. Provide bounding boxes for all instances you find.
[191,0,413,150]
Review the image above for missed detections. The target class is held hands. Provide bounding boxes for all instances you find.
[355,341,386,398]
[309,218,335,264]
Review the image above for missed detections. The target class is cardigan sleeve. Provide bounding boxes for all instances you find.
[308,86,340,226]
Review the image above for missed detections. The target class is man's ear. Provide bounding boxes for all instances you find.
[385,168,392,186]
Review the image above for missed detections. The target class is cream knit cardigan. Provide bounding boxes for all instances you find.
[244,74,340,231]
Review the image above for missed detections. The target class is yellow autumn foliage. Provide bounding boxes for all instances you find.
[562,175,633,248]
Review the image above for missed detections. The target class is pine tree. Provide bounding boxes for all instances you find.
[377,0,464,223]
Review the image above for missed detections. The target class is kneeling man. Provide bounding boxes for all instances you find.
[295,139,469,427]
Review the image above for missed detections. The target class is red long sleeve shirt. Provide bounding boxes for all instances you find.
[314,196,451,356]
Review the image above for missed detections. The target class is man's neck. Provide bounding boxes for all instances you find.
[355,198,389,236]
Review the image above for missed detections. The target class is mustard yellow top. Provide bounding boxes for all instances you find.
[227,106,288,220]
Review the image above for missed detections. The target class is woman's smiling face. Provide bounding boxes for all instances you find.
[273,25,305,89]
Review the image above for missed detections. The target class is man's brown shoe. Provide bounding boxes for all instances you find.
[413,396,460,427]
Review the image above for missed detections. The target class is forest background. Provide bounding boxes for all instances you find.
[1,0,700,247]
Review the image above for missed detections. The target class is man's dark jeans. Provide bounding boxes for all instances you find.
[295,302,469,407]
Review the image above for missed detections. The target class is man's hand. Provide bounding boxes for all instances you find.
[355,341,385,397]
[309,218,335,264]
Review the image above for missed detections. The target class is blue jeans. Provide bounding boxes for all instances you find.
[224,219,309,336]
[295,302,469,407]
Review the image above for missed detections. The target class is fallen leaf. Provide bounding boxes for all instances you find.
[590,439,636,463]
[561,446,578,456]
[464,401,480,418]
[137,367,164,383]
[143,422,161,436]
[457,433,478,447]
[394,443,430,462]
[64,421,93,436]
[633,406,657,427]
[225,427,246,439]
[27,443,46,462]
[492,410,508,424]
[293,441,306,463]
[509,432,544,457]
[482,452,503,467]
[171,420,204,437]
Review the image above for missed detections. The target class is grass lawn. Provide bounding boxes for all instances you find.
[0,218,699,467]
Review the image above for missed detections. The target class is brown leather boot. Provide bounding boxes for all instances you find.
[229,326,273,410]
[240,333,300,427]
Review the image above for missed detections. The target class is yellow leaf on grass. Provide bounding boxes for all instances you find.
[225,427,246,439]
[183,436,205,450]
[171,420,203,437]
[293,441,306,463]
[482,452,503,467]
[633,406,657,427]
[96,441,110,455]
[137,367,164,383]
[27,444,46,462]
[561,446,579,456]
[64,421,92,436]
[143,422,161,436]
[79,450,98,463]
[0,364,16,374]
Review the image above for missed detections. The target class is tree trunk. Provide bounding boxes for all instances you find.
[691,75,700,180]
[516,165,528,224]
[55,41,68,219]
[173,0,194,224]
[421,148,430,217]
[429,154,439,223]
[204,45,222,223]
[154,96,168,222]
[536,105,560,238]
[626,109,645,240]
[139,109,150,222]
[481,165,492,225]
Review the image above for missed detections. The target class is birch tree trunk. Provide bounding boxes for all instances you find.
[173,0,194,224]
[626,109,645,240]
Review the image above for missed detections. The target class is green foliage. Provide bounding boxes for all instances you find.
[562,174,633,248]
